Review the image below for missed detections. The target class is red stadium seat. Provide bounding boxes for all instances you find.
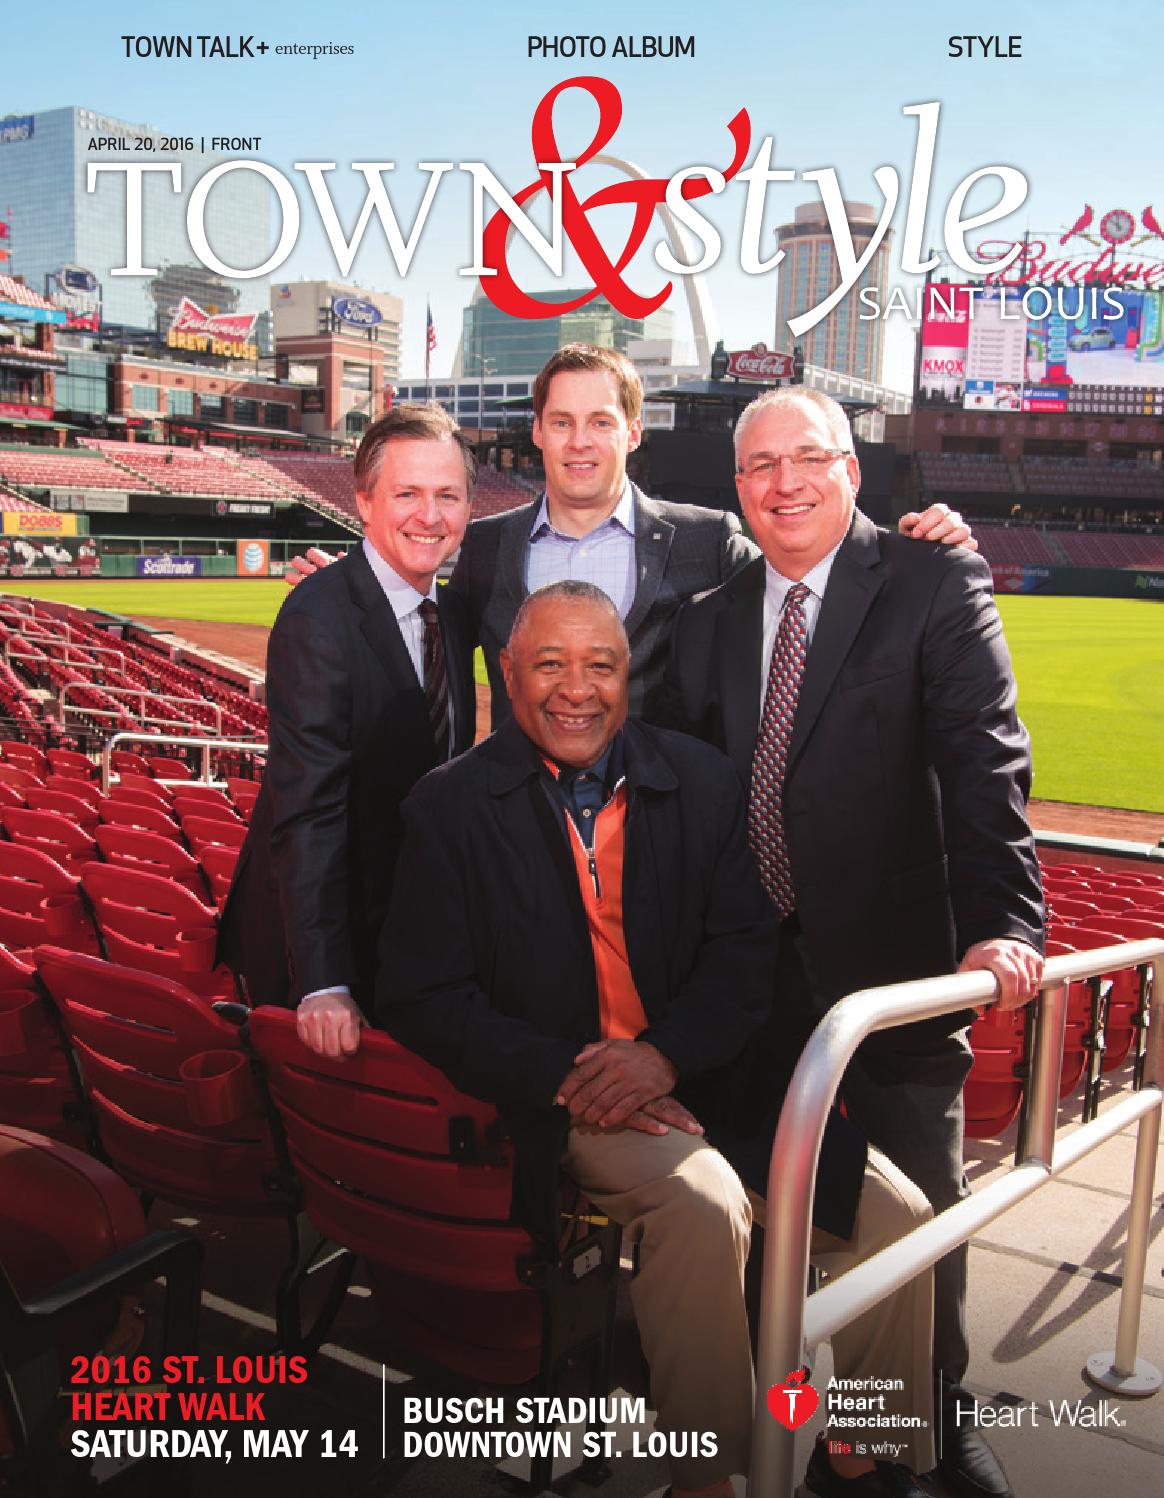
[0,763,42,794]
[43,774,103,810]
[198,844,240,910]
[964,1005,1026,1138]
[109,781,176,813]
[45,749,95,782]
[34,947,273,1210]
[24,787,100,832]
[109,750,152,777]
[94,824,209,900]
[147,756,194,781]
[182,815,246,856]
[1049,926,1144,1073]
[0,807,98,874]
[1047,895,1102,922]
[0,948,87,1144]
[0,843,100,957]
[78,863,234,999]
[99,798,183,841]
[112,771,174,802]
[0,1125,201,1470]
[0,743,48,779]
[173,793,241,825]
[247,1008,621,1424]
[0,783,25,811]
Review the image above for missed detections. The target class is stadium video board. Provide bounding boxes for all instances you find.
[918,284,1164,416]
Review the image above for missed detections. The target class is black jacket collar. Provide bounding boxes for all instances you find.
[486,716,678,798]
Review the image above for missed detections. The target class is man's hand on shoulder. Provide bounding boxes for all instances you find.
[285,547,341,589]
[556,1038,679,1130]
[897,503,978,551]
[296,988,364,1057]
[959,938,1044,1012]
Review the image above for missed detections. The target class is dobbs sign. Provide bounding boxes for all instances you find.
[2,511,80,536]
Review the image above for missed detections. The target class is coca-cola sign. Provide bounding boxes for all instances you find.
[726,343,794,382]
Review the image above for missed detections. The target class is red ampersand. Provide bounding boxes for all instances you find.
[479,76,751,319]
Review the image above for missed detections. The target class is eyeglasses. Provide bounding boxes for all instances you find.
[739,448,851,479]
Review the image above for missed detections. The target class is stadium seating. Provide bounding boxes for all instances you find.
[246,1007,621,1472]
[0,1124,201,1478]
[78,863,234,999]
[0,808,97,874]
[94,824,210,901]
[0,946,87,1144]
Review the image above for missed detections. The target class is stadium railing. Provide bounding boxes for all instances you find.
[749,939,1163,1498]
[100,732,267,792]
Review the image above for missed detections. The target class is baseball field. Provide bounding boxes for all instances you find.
[1,582,1161,814]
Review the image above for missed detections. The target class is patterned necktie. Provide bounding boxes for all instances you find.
[748,582,810,917]
[417,599,450,761]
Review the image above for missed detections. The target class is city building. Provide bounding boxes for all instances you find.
[456,285,673,379]
[269,280,402,442]
[0,107,271,334]
[773,201,892,384]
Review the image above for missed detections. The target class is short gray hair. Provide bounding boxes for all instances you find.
[508,580,627,651]
[733,388,854,471]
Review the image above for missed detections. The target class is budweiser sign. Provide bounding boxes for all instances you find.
[979,204,1164,289]
[167,298,258,341]
[166,298,259,360]
[726,343,795,381]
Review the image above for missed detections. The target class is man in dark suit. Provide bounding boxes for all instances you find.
[661,388,1045,1498]
[218,406,475,1057]
[451,343,754,726]
[379,582,937,1498]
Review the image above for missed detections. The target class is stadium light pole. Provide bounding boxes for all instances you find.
[477,354,497,451]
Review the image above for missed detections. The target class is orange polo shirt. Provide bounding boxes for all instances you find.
[543,761,649,1042]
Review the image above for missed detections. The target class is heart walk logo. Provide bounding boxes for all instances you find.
[766,1368,820,1431]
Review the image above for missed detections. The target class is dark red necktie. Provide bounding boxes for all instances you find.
[748,582,810,916]
[417,599,450,761]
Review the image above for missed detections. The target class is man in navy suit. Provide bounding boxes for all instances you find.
[219,406,475,1057]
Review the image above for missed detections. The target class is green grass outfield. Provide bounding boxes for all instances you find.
[1,582,1160,813]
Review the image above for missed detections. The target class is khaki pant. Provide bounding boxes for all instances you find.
[563,1127,935,1488]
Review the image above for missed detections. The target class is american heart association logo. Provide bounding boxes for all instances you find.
[766,1367,820,1430]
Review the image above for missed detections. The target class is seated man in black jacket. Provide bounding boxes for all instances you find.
[378,582,936,1498]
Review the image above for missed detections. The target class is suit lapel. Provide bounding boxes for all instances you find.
[718,560,766,785]
[496,500,539,616]
[788,511,884,769]
[622,487,676,643]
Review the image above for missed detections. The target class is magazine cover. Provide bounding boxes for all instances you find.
[0,3,1160,1497]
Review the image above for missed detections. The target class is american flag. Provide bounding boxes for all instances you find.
[425,302,437,383]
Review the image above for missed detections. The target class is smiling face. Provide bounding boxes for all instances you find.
[532,369,642,534]
[734,397,860,579]
[500,593,629,768]
[354,437,471,591]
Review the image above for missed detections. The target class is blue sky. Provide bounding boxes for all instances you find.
[4,1,1157,386]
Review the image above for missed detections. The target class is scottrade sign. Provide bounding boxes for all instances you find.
[332,296,382,328]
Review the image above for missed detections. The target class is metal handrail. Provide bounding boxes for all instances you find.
[750,940,1163,1497]
[101,731,267,791]
[59,684,223,735]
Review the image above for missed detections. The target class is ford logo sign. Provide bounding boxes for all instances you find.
[60,265,99,294]
[333,296,382,327]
